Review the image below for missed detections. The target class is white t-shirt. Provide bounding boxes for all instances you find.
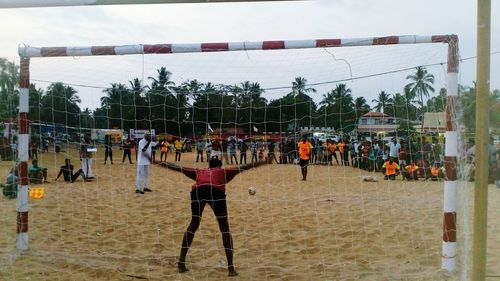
[137,138,157,166]
[388,142,401,158]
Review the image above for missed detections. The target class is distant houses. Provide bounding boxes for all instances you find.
[421,112,446,133]
[357,112,399,138]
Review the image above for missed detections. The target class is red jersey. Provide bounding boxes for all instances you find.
[212,140,221,151]
[183,167,240,193]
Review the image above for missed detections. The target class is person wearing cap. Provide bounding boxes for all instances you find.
[162,156,266,277]
[135,133,157,194]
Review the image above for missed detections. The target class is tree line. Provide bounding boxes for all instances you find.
[1,58,499,137]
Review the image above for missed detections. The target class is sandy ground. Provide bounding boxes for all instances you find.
[0,145,499,281]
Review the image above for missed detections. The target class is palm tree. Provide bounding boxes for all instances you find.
[331,84,354,131]
[425,87,447,112]
[0,59,19,119]
[372,91,393,114]
[148,67,175,90]
[405,66,435,110]
[28,84,44,123]
[40,82,81,126]
[99,83,129,129]
[289,76,316,97]
[354,96,370,120]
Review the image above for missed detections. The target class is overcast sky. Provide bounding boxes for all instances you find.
[0,0,499,110]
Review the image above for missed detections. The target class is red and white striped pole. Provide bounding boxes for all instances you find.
[18,35,456,58]
[17,57,30,250]
[442,35,459,272]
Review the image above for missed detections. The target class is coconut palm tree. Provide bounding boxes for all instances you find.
[354,96,370,120]
[148,67,175,90]
[372,91,393,114]
[0,58,19,119]
[405,66,435,110]
[99,83,130,129]
[40,82,81,126]
[289,76,316,97]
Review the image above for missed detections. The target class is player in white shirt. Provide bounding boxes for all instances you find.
[135,133,157,194]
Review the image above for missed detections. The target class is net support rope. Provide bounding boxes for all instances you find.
[16,34,460,272]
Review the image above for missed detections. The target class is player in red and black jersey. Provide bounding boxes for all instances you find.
[161,157,266,277]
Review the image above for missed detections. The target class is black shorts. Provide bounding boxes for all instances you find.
[299,159,309,168]
[191,185,227,218]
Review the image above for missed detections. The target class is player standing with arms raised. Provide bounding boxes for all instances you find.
[162,157,266,276]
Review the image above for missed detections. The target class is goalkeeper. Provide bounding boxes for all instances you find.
[161,157,265,277]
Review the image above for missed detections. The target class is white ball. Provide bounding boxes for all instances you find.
[248,186,256,195]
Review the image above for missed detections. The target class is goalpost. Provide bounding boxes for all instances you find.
[12,34,461,279]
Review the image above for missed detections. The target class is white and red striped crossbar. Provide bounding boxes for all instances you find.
[0,0,295,9]
[19,35,457,58]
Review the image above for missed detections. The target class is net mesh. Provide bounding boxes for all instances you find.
[0,42,496,280]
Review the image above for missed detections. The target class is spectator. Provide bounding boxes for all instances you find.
[239,140,248,164]
[228,140,238,164]
[28,159,49,183]
[80,134,94,181]
[121,138,134,164]
[402,161,419,181]
[104,135,113,164]
[55,158,83,183]
[196,139,205,163]
[382,157,400,180]
[159,138,169,163]
[2,167,18,199]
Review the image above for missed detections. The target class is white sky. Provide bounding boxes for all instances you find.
[0,0,499,110]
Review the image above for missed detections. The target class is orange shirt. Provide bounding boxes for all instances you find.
[329,143,336,153]
[431,167,439,177]
[161,141,169,152]
[298,141,311,160]
[383,161,400,175]
[338,142,345,153]
[405,164,419,173]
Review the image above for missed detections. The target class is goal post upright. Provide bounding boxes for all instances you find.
[16,57,30,250]
[442,34,459,272]
[17,34,461,272]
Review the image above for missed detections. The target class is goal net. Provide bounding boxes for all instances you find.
[0,35,484,280]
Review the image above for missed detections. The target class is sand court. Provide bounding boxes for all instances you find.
[1,147,499,280]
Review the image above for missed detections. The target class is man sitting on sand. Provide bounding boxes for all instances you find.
[382,157,400,180]
[2,167,18,199]
[54,158,83,183]
[28,159,49,184]
[161,157,266,277]
[402,161,419,181]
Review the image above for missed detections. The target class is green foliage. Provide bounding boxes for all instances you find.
[459,83,500,132]
[3,57,499,139]
[0,58,19,120]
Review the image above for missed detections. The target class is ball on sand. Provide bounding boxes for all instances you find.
[248,186,256,195]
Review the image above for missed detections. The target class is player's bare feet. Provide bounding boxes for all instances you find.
[177,261,188,273]
[228,266,238,277]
